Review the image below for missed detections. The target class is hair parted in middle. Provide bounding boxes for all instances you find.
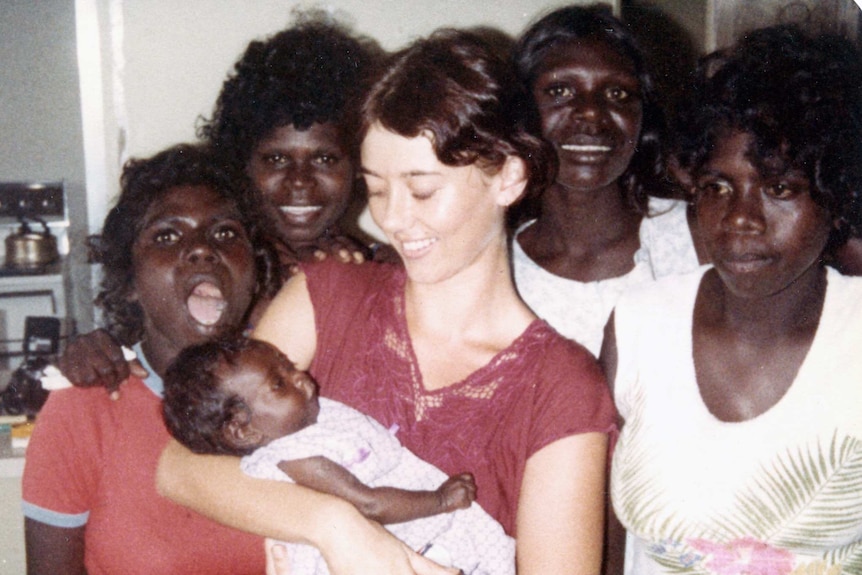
[359,28,557,207]
[515,3,669,212]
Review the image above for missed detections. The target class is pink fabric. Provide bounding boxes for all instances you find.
[22,378,266,575]
[306,260,616,535]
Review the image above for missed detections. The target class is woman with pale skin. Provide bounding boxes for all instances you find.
[157,29,615,575]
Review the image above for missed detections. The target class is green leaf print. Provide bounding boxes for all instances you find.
[615,380,862,574]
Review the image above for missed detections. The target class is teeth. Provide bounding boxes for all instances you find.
[561,144,611,152]
[280,206,322,216]
[402,238,436,252]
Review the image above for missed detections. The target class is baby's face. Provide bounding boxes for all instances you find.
[220,344,320,445]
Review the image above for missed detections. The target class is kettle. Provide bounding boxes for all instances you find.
[5,216,59,270]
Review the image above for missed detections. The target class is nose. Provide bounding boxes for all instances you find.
[723,188,766,234]
[567,91,601,121]
[373,186,412,234]
[286,161,315,191]
[185,232,220,265]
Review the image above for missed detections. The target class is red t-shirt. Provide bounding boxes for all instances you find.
[22,376,266,575]
[306,260,616,535]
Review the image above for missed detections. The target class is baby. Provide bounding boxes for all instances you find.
[162,335,515,575]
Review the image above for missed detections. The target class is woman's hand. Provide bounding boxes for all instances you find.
[297,231,370,267]
[57,329,147,396]
[265,532,461,575]
[269,230,370,276]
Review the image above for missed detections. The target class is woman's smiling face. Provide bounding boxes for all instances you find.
[532,37,642,193]
[360,124,510,286]
[247,122,355,249]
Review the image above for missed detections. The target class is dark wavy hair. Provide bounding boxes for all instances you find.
[88,144,282,346]
[672,24,862,252]
[359,28,557,207]
[198,14,384,170]
[162,333,267,456]
[515,3,668,213]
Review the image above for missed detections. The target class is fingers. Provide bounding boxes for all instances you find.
[58,330,130,390]
[265,539,291,575]
[405,546,460,575]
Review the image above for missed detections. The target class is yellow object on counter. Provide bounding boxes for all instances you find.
[11,420,34,439]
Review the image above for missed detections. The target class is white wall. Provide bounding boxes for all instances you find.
[1,0,94,335]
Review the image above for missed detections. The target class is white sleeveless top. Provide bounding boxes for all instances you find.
[611,266,862,575]
[513,198,699,356]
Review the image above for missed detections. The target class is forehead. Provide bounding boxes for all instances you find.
[704,130,802,179]
[535,37,638,81]
[142,185,240,222]
[361,125,441,174]
[257,122,347,151]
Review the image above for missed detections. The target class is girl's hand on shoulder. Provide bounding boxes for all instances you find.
[57,329,147,397]
[301,231,371,266]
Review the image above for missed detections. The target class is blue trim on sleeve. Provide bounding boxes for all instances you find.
[133,342,164,398]
[21,500,89,528]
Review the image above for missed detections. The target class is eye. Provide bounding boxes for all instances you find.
[411,187,437,200]
[313,153,340,166]
[153,228,180,245]
[213,227,237,241]
[365,185,385,199]
[212,221,246,242]
[543,84,574,102]
[696,179,733,200]
[264,154,288,166]
[765,179,808,200]
[606,86,631,102]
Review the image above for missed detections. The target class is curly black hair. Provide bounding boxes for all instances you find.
[162,333,264,456]
[672,24,862,251]
[89,144,282,346]
[198,13,384,171]
[515,3,669,214]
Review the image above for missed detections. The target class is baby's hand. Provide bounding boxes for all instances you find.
[436,473,476,512]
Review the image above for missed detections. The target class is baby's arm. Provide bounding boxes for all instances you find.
[278,457,475,525]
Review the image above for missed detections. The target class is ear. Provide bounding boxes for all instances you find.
[493,156,529,208]
[222,416,264,452]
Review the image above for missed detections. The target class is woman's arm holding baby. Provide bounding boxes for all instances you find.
[279,457,476,524]
[156,441,456,575]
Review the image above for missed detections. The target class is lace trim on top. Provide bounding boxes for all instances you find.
[379,274,548,423]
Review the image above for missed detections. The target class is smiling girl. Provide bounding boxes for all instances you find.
[201,15,383,263]
[602,25,862,575]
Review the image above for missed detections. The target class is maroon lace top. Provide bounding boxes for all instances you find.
[306,260,616,535]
